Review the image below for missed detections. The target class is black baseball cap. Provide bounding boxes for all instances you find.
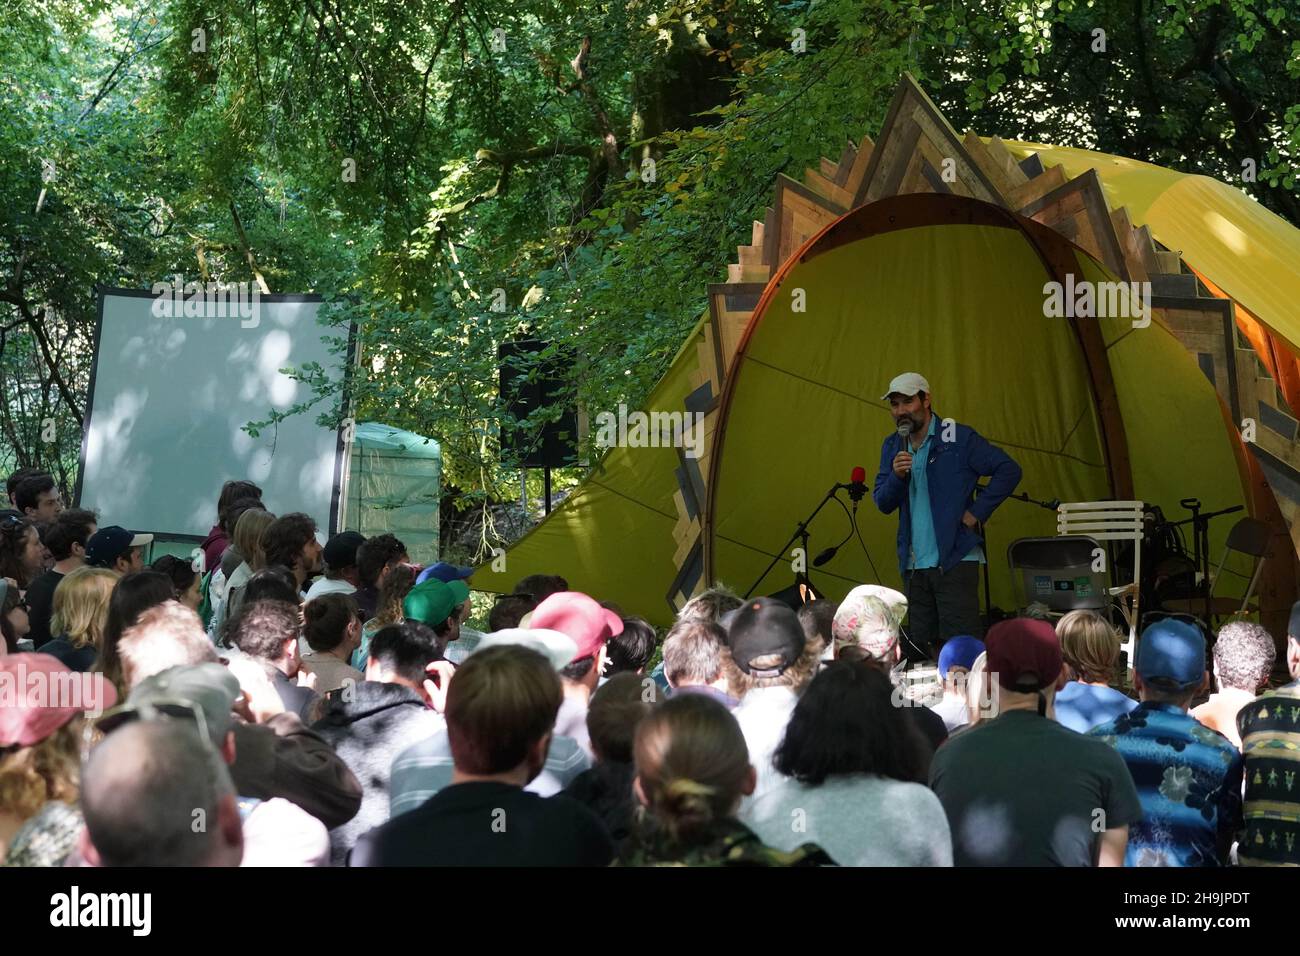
[726,597,805,677]
[323,531,366,571]
[85,525,153,567]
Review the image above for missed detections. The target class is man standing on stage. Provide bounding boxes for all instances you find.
[873,373,1021,657]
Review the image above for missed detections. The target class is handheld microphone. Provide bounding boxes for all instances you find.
[896,420,913,448]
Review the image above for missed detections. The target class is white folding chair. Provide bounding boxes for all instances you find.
[1056,501,1145,666]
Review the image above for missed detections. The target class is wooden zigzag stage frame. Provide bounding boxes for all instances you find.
[665,73,1300,619]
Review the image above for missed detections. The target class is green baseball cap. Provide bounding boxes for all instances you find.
[403,577,470,628]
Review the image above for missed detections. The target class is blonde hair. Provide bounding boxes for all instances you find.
[0,719,83,820]
[677,585,743,625]
[50,566,119,650]
[1056,610,1120,684]
[634,694,750,845]
[233,508,275,572]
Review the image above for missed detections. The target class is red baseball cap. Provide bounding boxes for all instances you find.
[529,591,624,661]
[985,618,1063,692]
[0,653,118,747]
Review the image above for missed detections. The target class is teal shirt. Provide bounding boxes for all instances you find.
[906,416,985,570]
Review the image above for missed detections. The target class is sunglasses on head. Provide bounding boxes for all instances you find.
[97,698,212,745]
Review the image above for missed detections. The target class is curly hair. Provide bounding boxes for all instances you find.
[1213,621,1277,693]
[0,719,83,821]
[0,517,40,588]
[371,563,416,629]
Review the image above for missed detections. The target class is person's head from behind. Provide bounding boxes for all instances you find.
[366,620,445,703]
[446,644,563,784]
[0,655,101,824]
[1056,609,1121,685]
[80,720,242,867]
[830,585,908,669]
[7,467,47,508]
[321,531,366,586]
[231,599,302,675]
[606,616,656,676]
[260,513,321,584]
[796,599,837,656]
[677,585,742,625]
[0,515,47,586]
[662,619,727,691]
[722,597,818,698]
[51,566,118,651]
[1212,620,1277,695]
[373,562,416,626]
[151,554,200,611]
[403,577,469,643]
[984,618,1065,715]
[357,534,408,590]
[1134,619,1208,710]
[232,507,275,572]
[530,591,624,692]
[512,573,568,605]
[633,694,755,846]
[217,480,262,522]
[15,473,62,522]
[775,660,927,785]
[938,635,985,696]
[244,565,301,606]
[118,601,218,691]
[587,671,658,764]
[304,591,362,658]
[221,498,264,549]
[488,593,535,632]
[44,508,97,566]
[99,571,177,691]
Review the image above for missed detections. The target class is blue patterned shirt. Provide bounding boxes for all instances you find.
[1090,702,1242,867]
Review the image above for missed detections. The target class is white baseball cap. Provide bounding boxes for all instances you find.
[472,628,578,672]
[881,372,931,401]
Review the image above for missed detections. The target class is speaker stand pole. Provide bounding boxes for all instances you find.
[544,467,553,515]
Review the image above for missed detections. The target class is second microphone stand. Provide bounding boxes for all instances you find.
[744,481,847,599]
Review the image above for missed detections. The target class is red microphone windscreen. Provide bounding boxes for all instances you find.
[850,466,866,484]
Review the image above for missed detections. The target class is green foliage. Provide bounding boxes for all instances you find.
[2,0,1297,557]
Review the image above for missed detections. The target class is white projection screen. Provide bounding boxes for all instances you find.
[77,288,353,540]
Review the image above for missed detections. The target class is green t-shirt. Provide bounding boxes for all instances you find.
[930,710,1143,866]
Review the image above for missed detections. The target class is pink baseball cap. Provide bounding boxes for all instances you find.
[0,653,118,748]
[529,591,624,661]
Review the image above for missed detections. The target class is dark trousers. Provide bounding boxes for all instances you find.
[904,562,982,661]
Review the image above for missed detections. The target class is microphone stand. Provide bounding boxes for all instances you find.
[744,481,846,599]
[972,482,1061,623]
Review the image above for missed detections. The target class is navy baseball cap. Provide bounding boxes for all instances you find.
[85,525,153,567]
[1136,619,1206,689]
[416,561,474,585]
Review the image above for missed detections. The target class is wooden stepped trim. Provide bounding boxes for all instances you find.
[667,72,1300,609]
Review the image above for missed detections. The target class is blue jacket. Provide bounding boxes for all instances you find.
[873,418,1022,575]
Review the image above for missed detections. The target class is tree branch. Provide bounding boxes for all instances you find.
[229,201,272,294]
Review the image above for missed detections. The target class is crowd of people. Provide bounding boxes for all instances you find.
[1,468,1298,867]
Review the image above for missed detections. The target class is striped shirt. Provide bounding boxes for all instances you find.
[388,729,590,819]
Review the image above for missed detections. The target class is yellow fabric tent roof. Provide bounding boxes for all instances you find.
[475,142,1297,628]
[1002,141,1300,354]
